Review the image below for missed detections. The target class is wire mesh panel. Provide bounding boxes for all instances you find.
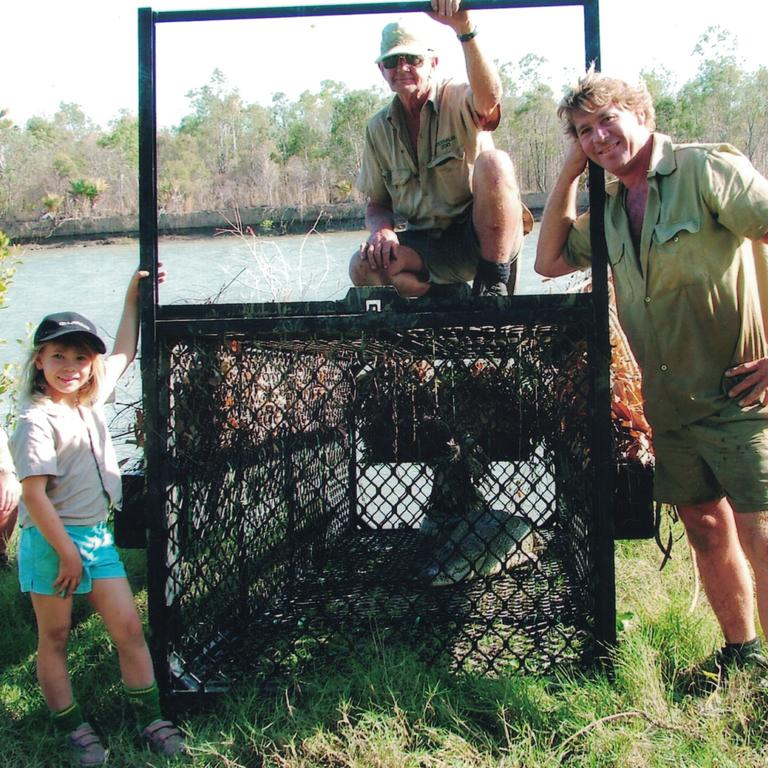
[148,293,606,696]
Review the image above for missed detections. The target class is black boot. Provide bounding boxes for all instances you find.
[472,259,511,297]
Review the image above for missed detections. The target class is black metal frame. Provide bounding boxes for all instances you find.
[138,0,614,697]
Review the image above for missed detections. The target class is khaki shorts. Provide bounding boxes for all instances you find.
[653,407,768,512]
[400,203,532,285]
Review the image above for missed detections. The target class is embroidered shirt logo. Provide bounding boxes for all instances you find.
[435,136,457,151]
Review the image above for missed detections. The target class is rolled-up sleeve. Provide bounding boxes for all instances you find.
[705,147,768,241]
[356,126,389,204]
[563,212,595,270]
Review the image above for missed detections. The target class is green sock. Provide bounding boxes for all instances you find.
[125,681,162,732]
[51,701,85,734]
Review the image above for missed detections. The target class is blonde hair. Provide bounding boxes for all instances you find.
[558,66,656,137]
[23,334,106,406]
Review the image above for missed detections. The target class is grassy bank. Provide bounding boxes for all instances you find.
[2,536,767,767]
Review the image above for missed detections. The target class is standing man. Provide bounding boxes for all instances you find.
[535,68,768,687]
[351,0,531,298]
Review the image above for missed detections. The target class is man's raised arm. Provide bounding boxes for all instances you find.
[535,142,588,278]
[429,1,501,124]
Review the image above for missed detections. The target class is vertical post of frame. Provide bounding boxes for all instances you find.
[138,6,171,694]
[583,0,617,653]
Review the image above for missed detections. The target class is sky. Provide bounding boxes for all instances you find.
[2,0,767,130]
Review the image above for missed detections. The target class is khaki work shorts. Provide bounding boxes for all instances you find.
[653,404,768,512]
[400,203,533,286]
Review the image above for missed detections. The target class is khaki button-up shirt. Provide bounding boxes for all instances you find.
[356,78,496,232]
[564,133,768,434]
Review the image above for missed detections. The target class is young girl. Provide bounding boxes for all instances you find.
[10,268,184,766]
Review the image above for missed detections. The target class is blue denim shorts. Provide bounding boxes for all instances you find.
[18,521,126,595]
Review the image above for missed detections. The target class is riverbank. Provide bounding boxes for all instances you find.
[3,202,367,245]
[3,193,569,246]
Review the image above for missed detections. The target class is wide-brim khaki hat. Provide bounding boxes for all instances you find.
[376,20,433,63]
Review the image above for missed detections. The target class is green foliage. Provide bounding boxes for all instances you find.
[24,116,60,145]
[68,177,107,214]
[641,26,768,169]
[0,231,19,408]
[97,110,138,166]
[41,193,64,216]
[52,102,96,140]
[329,85,387,180]
[51,153,78,180]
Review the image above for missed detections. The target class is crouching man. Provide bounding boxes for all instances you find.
[351,1,530,298]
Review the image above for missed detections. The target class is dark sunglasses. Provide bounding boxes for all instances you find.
[381,54,425,70]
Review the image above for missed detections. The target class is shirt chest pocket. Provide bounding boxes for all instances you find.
[652,219,704,289]
[382,168,416,218]
[427,148,469,207]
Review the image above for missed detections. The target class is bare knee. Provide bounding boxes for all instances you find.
[473,150,517,190]
[735,514,768,565]
[38,621,71,654]
[348,250,403,288]
[349,251,366,285]
[110,612,147,652]
[679,502,735,554]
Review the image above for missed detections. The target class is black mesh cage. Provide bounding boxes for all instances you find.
[145,291,610,696]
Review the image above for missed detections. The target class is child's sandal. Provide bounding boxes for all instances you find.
[141,719,186,756]
[67,722,107,767]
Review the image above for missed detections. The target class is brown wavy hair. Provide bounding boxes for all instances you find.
[558,65,656,137]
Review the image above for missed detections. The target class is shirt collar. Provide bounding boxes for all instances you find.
[605,132,676,197]
[386,78,443,123]
[647,132,676,177]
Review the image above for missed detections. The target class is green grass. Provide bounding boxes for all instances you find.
[2,536,768,768]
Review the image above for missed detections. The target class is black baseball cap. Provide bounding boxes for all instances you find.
[33,312,107,354]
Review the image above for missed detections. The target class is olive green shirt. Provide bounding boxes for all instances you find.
[564,133,768,433]
[356,78,497,232]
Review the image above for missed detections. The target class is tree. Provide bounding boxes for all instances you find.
[98,110,139,167]
[53,102,97,140]
[41,193,64,221]
[173,70,276,210]
[68,178,107,215]
[738,67,768,169]
[498,54,563,193]
[328,84,387,189]
[639,66,679,136]
[675,27,742,143]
